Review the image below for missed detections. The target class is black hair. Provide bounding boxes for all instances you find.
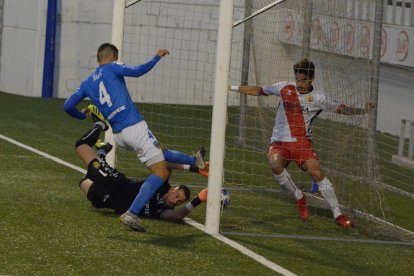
[293,58,315,78]
[178,185,191,201]
[97,43,118,63]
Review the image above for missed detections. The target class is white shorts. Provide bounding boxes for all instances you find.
[113,121,164,166]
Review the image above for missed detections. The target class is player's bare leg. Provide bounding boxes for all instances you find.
[76,144,97,167]
[302,160,353,227]
[148,161,170,181]
[269,153,309,221]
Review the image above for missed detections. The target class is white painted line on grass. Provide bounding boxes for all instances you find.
[185,218,296,275]
[0,134,86,174]
[0,134,296,275]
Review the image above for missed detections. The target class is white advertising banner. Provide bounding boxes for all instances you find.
[279,9,414,67]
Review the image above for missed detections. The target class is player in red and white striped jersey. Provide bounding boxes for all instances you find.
[231,58,375,228]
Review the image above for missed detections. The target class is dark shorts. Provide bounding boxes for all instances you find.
[85,158,140,213]
[85,159,108,183]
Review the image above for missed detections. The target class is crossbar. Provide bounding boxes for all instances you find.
[125,0,143,8]
[233,0,289,27]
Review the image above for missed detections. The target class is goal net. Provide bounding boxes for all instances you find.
[118,0,414,242]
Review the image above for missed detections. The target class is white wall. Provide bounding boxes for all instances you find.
[0,0,113,98]
[0,0,46,97]
[55,0,113,98]
[378,67,414,136]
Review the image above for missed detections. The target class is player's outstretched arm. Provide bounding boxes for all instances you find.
[230,85,261,96]
[160,189,207,221]
[336,101,376,115]
[121,48,169,78]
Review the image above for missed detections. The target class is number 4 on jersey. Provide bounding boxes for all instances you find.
[99,81,113,107]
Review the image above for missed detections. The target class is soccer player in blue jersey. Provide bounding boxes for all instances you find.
[64,43,204,232]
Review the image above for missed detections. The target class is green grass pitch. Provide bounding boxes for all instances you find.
[0,91,413,275]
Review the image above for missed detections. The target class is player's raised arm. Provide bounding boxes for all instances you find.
[120,48,170,78]
[336,101,376,115]
[230,85,262,96]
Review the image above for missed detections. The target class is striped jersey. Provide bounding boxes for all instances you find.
[261,81,340,142]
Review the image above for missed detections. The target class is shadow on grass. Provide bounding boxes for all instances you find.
[108,231,204,250]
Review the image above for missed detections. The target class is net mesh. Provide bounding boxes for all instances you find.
[120,0,414,242]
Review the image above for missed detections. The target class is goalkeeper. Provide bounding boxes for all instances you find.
[64,43,199,232]
[75,122,208,229]
[230,58,375,228]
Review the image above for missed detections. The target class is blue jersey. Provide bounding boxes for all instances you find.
[64,55,161,133]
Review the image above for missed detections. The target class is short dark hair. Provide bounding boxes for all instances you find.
[293,58,315,78]
[178,185,191,201]
[97,43,118,62]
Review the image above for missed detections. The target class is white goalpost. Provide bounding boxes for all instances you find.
[205,0,234,234]
[105,0,126,167]
[112,0,414,242]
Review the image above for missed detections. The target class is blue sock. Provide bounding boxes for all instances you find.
[129,174,164,215]
[311,178,319,192]
[163,148,196,166]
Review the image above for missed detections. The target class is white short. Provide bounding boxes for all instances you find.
[113,121,164,166]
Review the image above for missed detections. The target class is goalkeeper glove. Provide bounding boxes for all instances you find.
[197,188,208,203]
[186,188,208,211]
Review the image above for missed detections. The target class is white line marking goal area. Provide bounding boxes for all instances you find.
[0,134,295,275]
